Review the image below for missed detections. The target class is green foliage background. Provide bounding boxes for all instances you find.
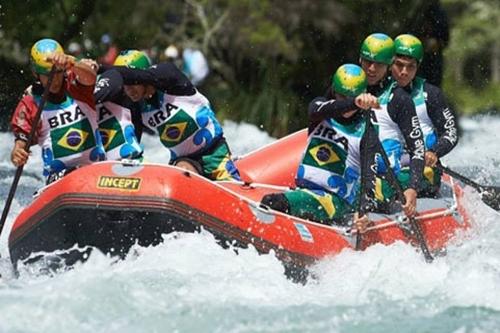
[0,0,498,135]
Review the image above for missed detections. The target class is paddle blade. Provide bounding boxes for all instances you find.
[480,186,500,211]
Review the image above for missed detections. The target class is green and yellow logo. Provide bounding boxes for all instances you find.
[303,138,346,174]
[51,119,96,158]
[161,122,187,143]
[309,143,341,166]
[157,110,198,148]
[99,117,124,151]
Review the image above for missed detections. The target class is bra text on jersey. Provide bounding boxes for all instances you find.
[148,103,179,127]
[312,124,349,151]
[48,106,86,129]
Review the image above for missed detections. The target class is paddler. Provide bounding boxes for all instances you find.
[261,64,378,233]
[93,50,147,161]
[359,33,425,217]
[391,34,459,197]
[10,38,105,184]
[111,56,241,181]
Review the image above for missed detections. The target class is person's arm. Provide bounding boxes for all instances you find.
[94,69,124,104]
[10,96,40,166]
[64,57,98,108]
[388,88,425,191]
[114,63,196,96]
[66,70,96,109]
[11,96,39,143]
[425,83,459,158]
[94,69,145,141]
[308,96,357,130]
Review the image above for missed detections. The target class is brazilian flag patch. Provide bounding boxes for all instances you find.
[51,118,96,158]
[99,117,125,151]
[303,138,346,174]
[158,109,198,148]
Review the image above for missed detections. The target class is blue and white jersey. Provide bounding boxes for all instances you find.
[141,90,223,161]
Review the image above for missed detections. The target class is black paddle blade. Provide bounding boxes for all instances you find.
[480,186,500,211]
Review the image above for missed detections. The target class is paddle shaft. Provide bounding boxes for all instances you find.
[436,163,500,211]
[364,113,434,263]
[437,164,483,191]
[0,68,56,235]
[355,109,372,250]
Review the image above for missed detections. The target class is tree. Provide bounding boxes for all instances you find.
[442,0,500,85]
[2,0,493,133]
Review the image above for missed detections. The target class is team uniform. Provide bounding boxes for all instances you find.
[114,63,240,181]
[11,73,106,183]
[94,69,144,160]
[367,80,425,203]
[262,95,368,224]
[392,34,459,196]
[400,76,459,195]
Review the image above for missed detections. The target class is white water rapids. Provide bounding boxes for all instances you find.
[0,117,499,333]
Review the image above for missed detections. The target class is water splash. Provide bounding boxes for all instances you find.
[0,117,499,332]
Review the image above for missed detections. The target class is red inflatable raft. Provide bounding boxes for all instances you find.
[8,130,470,277]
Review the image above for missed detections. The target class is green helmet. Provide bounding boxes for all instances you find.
[332,64,367,97]
[394,34,424,63]
[30,38,64,75]
[114,50,151,69]
[360,33,395,65]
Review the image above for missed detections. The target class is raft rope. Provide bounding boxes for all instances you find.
[362,206,457,233]
[218,179,461,238]
[362,177,460,233]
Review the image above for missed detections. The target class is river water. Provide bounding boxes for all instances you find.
[0,117,499,333]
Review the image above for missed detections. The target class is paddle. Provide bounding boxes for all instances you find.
[355,109,376,250]
[436,163,500,211]
[361,109,434,262]
[0,67,56,242]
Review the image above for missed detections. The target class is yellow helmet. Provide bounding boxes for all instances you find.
[114,50,151,69]
[360,33,395,65]
[30,38,64,75]
[394,34,424,63]
[332,64,367,97]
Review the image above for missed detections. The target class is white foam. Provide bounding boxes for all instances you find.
[0,117,499,332]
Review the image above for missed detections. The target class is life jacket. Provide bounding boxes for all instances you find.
[410,77,437,149]
[296,116,364,205]
[96,101,143,160]
[141,90,223,162]
[37,94,105,176]
[372,81,405,174]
